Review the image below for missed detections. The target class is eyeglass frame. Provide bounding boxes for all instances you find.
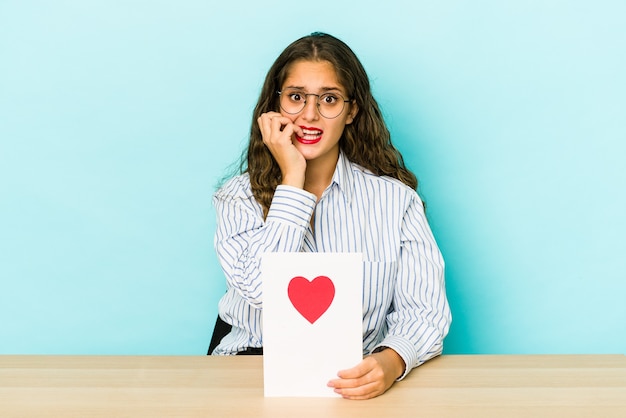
[276,89,352,119]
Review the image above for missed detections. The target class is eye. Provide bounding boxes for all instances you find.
[287,92,305,103]
[320,93,339,105]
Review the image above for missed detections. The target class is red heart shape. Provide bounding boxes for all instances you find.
[287,276,335,324]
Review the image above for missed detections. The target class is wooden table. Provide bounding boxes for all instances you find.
[1,354,625,417]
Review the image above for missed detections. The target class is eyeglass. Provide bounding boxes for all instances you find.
[277,89,351,119]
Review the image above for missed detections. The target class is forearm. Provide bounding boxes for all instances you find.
[215,185,317,307]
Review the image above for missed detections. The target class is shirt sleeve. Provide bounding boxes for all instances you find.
[213,182,317,309]
[372,194,451,380]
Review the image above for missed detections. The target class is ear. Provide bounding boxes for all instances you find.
[345,101,359,125]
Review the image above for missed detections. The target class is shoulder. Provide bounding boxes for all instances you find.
[214,173,253,202]
[349,160,422,204]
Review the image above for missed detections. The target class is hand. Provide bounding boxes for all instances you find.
[327,348,406,400]
[257,112,306,188]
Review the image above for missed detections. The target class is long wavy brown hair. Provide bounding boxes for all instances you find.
[242,32,418,216]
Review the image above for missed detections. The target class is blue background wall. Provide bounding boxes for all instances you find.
[1,0,624,355]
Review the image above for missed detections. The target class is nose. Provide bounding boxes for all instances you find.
[300,95,320,121]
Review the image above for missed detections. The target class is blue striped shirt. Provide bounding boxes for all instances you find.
[212,152,451,378]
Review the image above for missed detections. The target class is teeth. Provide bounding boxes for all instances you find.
[302,129,322,135]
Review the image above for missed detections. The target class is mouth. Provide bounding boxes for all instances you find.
[295,126,323,145]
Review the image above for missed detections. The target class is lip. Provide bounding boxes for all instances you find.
[295,126,323,145]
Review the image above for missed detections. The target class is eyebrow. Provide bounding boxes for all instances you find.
[283,85,345,94]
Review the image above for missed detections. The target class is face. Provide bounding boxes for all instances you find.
[280,60,358,166]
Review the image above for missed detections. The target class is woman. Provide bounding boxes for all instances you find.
[212,32,451,399]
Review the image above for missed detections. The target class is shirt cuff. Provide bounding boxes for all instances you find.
[372,335,419,381]
[266,185,316,228]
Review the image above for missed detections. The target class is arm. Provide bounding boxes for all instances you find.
[213,181,316,308]
[328,194,451,399]
[215,111,313,308]
[379,193,451,377]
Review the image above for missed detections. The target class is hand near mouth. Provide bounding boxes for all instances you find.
[258,112,306,189]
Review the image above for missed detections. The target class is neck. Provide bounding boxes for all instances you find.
[304,150,339,200]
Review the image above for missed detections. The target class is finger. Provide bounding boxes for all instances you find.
[328,370,376,390]
[258,111,282,123]
[273,115,299,133]
[334,381,382,400]
[257,115,273,140]
[336,358,375,379]
[265,119,294,147]
[292,124,304,138]
[257,112,284,135]
[270,115,289,133]
[327,376,363,389]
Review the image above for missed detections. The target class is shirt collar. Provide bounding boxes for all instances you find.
[329,151,355,204]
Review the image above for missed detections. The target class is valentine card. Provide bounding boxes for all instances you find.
[261,252,363,397]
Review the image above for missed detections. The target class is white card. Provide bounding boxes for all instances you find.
[262,252,363,397]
